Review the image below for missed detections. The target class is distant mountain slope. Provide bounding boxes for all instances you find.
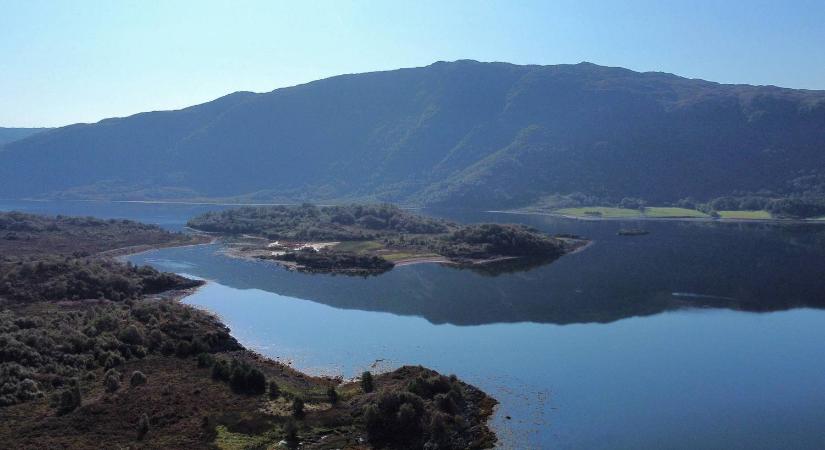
[0,127,50,146]
[1,61,824,207]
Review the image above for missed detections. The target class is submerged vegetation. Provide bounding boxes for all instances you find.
[0,211,497,448]
[189,203,584,274]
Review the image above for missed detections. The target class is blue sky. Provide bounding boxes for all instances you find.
[1,0,823,127]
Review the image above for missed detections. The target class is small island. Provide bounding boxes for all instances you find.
[187,204,588,275]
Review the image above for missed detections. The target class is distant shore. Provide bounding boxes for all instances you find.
[491,208,825,224]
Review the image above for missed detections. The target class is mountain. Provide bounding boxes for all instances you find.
[1,60,824,208]
[0,127,50,146]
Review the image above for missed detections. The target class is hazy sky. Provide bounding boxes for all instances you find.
[2,0,824,127]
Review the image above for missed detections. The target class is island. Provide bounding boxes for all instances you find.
[0,211,497,449]
[187,203,588,275]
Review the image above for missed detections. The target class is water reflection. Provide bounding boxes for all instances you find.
[129,214,825,326]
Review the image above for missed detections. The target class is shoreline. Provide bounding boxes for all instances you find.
[168,276,505,447]
[489,209,825,224]
[122,238,502,445]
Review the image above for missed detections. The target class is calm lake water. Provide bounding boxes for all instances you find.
[4,200,825,449]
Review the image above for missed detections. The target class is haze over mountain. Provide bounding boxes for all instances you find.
[1,60,824,208]
[0,127,50,146]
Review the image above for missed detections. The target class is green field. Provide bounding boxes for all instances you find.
[644,207,709,218]
[382,252,440,262]
[331,240,384,253]
[717,210,772,219]
[555,206,708,219]
[554,207,643,218]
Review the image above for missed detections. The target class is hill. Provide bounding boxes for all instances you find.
[0,127,50,146]
[1,60,824,208]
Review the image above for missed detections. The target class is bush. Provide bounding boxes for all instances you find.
[175,340,191,358]
[327,386,338,404]
[196,352,215,368]
[137,413,150,440]
[269,380,280,399]
[407,374,452,399]
[211,360,231,381]
[364,391,426,444]
[291,397,305,419]
[118,325,144,345]
[361,371,374,393]
[56,385,82,415]
[104,369,121,393]
[160,340,175,356]
[228,360,266,395]
[130,370,147,387]
[283,418,299,444]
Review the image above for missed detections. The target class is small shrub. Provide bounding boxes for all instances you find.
[361,371,374,393]
[364,391,426,445]
[118,325,144,345]
[160,340,175,356]
[407,374,451,399]
[327,386,338,404]
[211,360,231,381]
[228,361,266,394]
[104,369,121,393]
[56,385,82,415]
[268,380,280,399]
[137,412,150,440]
[175,340,191,358]
[291,397,305,419]
[196,352,215,368]
[283,418,299,444]
[130,370,147,387]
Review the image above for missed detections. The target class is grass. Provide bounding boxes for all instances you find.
[555,207,706,219]
[644,207,709,218]
[717,210,772,219]
[331,240,384,253]
[382,252,440,262]
[214,425,281,450]
[554,207,642,218]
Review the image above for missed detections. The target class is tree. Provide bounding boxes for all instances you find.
[361,371,374,393]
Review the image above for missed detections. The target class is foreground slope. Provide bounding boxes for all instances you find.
[1,60,824,207]
[0,212,496,449]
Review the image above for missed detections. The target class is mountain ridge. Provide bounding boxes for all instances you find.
[2,60,824,208]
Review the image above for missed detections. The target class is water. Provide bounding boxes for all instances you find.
[4,200,825,449]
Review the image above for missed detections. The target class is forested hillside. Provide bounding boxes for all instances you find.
[1,60,824,208]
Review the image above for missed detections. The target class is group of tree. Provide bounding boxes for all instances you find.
[187,203,450,240]
[0,298,238,408]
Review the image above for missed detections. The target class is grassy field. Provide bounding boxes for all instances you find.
[331,240,384,253]
[554,207,642,218]
[644,207,709,218]
[382,251,441,262]
[555,207,708,219]
[717,210,772,219]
